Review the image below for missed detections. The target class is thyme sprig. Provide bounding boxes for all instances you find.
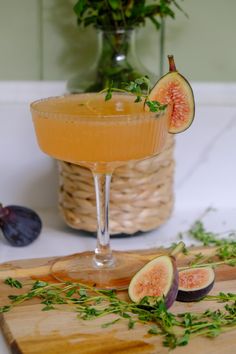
[1,278,236,349]
[101,76,167,112]
[179,258,236,272]
[175,208,236,267]
[181,218,236,267]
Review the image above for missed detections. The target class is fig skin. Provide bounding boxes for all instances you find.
[128,255,179,309]
[165,256,179,309]
[0,205,42,247]
[177,267,215,302]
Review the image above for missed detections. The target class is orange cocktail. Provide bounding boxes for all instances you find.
[31,93,169,172]
[31,93,170,288]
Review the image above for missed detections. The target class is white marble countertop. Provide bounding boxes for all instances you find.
[0,81,236,353]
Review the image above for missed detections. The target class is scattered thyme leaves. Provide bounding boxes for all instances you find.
[1,278,236,349]
[187,220,236,266]
[1,223,236,350]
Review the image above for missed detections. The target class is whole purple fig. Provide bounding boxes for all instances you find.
[0,204,42,247]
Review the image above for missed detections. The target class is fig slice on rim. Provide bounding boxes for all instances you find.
[148,55,195,134]
[128,255,178,309]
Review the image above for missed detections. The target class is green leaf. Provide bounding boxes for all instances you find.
[108,0,120,10]
[134,96,142,103]
[148,324,160,335]
[42,305,55,311]
[128,318,135,329]
[0,305,11,313]
[101,318,120,328]
[84,15,98,27]
[73,0,87,16]
[149,16,160,30]
[105,90,112,101]
[78,288,87,297]
[104,81,114,101]
[4,278,22,289]
[66,289,76,298]
[32,280,48,289]
[176,332,190,346]
[145,100,165,112]
[8,295,19,301]
[172,0,189,18]
[121,312,131,318]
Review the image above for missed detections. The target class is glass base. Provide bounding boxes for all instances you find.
[50,251,147,290]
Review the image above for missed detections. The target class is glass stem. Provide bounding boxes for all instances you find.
[93,173,114,268]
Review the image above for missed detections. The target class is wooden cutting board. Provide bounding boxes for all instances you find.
[0,247,235,354]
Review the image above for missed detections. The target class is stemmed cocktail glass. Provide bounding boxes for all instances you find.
[31,93,170,289]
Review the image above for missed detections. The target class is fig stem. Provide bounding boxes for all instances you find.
[168,55,177,72]
[170,241,186,257]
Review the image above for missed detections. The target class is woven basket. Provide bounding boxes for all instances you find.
[58,134,175,235]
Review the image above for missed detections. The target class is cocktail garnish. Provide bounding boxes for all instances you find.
[99,54,195,135]
[100,76,168,113]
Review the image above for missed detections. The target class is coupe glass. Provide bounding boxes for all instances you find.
[31,93,170,289]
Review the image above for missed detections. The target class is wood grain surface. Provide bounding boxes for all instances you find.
[0,248,235,354]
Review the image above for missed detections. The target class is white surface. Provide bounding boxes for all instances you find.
[0,81,236,353]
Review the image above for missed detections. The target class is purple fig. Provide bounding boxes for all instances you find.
[0,204,42,247]
[128,255,178,309]
[177,266,215,302]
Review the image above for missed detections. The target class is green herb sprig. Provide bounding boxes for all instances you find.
[175,208,236,267]
[1,278,236,349]
[101,76,167,113]
[189,221,236,260]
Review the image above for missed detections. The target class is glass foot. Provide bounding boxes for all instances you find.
[50,250,148,290]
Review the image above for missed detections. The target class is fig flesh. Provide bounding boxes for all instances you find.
[0,204,42,247]
[128,255,178,309]
[148,55,195,134]
[177,266,215,302]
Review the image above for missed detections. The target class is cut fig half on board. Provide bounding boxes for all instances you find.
[177,266,215,302]
[148,55,195,133]
[128,255,178,309]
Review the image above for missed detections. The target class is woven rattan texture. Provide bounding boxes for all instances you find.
[58,134,175,235]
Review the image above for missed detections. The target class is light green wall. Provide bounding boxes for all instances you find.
[0,0,235,82]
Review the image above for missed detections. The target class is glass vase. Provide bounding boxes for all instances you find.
[67,28,161,93]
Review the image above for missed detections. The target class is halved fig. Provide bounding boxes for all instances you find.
[177,266,215,302]
[128,255,178,309]
[148,55,195,134]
